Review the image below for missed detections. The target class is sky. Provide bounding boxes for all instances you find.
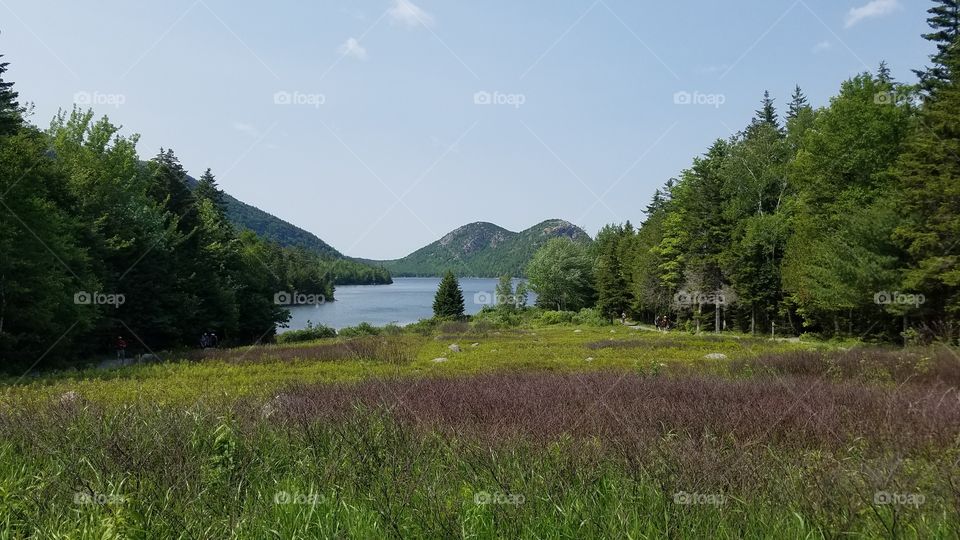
[0,0,935,259]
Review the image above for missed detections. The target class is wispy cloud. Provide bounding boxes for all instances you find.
[845,0,899,28]
[812,40,832,53]
[337,37,369,60]
[233,121,261,138]
[388,0,434,28]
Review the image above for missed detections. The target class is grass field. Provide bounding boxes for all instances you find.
[1,324,958,538]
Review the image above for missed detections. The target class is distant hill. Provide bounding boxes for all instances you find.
[365,219,592,277]
[183,175,391,284]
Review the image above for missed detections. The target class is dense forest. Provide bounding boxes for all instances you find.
[202,176,392,286]
[0,71,370,370]
[562,1,959,342]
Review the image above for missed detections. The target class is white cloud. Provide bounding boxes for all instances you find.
[388,0,434,28]
[233,122,261,138]
[845,0,900,28]
[812,40,832,53]
[337,37,368,60]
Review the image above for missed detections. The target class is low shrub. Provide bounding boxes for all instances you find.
[275,322,337,344]
[338,322,381,337]
[572,308,610,326]
[535,310,576,326]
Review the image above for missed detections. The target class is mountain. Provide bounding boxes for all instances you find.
[367,219,592,277]
[183,175,391,284]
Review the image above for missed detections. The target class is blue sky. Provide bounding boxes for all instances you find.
[1,0,933,259]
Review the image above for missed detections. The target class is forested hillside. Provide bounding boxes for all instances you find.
[0,64,361,369]
[182,173,391,286]
[564,11,960,342]
[374,219,591,277]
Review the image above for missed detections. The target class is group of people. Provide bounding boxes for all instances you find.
[200,332,219,349]
[655,315,672,332]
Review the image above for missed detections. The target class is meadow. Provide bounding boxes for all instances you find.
[1,324,958,538]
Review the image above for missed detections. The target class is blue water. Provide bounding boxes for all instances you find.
[283,277,534,331]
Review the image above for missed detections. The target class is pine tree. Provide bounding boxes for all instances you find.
[196,168,227,213]
[894,47,960,317]
[877,61,894,84]
[914,0,960,93]
[433,270,465,319]
[0,54,24,136]
[786,85,809,120]
[754,90,779,129]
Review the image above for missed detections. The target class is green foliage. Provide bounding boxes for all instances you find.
[338,322,381,337]
[433,271,465,320]
[526,238,595,311]
[276,322,337,344]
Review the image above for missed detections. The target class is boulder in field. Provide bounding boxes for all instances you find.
[448,344,461,353]
[704,353,727,360]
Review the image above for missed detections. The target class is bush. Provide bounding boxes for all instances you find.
[338,322,381,338]
[404,318,438,336]
[572,308,610,326]
[535,310,576,326]
[276,322,337,344]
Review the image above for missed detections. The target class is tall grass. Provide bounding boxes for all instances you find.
[1,367,957,538]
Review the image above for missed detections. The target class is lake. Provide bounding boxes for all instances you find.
[284,277,534,331]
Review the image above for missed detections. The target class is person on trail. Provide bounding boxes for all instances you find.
[115,336,127,360]
[200,333,210,349]
[210,332,219,348]
[620,311,627,325]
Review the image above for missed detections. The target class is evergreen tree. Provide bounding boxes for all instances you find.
[754,90,779,129]
[196,168,227,214]
[786,85,809,120]
[433,270,465,319]
[0,54,23,136]
[914,0,960,93]
[894,47,960,318]
[877,61,894,84]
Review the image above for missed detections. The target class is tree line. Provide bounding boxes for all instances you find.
[527,0,960,343]
[0,65,350,371]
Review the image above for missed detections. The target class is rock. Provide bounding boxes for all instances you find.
[432,357,448,363]
[59,391,80,405]
[704,353,727,360]
[471,343,480,348]
[610,330,616,333]
[585,357,594,362]
[448,344,461,353]
[574,329,582,333]
[138,353,160,363]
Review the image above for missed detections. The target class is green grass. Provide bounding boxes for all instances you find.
[1,326,819,408]
[1,324,955,538]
